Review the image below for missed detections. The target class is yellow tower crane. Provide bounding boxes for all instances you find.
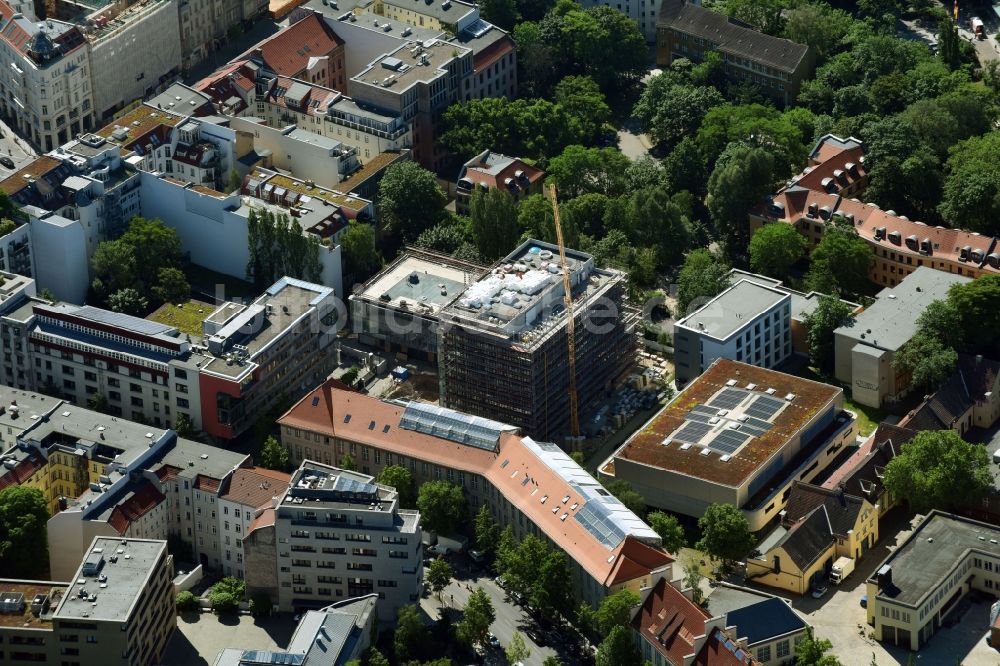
[546,184,580,438]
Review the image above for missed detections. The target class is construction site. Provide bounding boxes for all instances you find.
[436,238,639,443]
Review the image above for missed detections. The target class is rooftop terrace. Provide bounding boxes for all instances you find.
[353,39,467,93]
[0,581,67,629]
[607,359,843,487]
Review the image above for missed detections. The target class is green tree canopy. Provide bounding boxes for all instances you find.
[893,331,958,392]
[339,220,380,283]
[603,479,646,517]
[806,224,873,297]
[107,288,149,316]
[803,296,854,372]
[939,132,1000,235]
[883,430,991,513]
[245,208,322,286]
[394,605,429,663]
[548,145,630,199]
[470,186,521,261]
[377,465,415,508]
[120,217,182,287]
[616,186,692,270]
[721,0,785,34]
[377,162,448,243]
[947,275,1000,357]
[647,511,686,553]
[696,503,755,568]
[506,631,532,664]
[257,436,290,472]
[553,75,611,144]
[0,486,49,578]
[91,239,136,294]
[633,76,725,149]
[783,2,854,61]
[474,504,500,554]
[596,625,642,666]
[596,589,640,635]
[531,549,573,620]
[456,587,496,648]
[152,267,190,305]
[749,223,808,279]
[676,249,731,316]
[707,143,778,244]
[794,627,843,666]
[416,480,467,534]
[427,557,454,599]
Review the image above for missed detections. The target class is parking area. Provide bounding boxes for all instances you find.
[161,612,298,666]
[419,555,592,666]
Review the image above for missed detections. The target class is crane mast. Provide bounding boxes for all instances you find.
[546,184,580,438]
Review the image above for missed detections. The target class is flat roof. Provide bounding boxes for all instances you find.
[835,267,970,351]
[353,39,467,93]
[0,581,68,629]
[726,269,860,323]
[357,253,481,314]
[677,280,789,340]
[157,437,249,480]
[868,512,1000,607]
[54,538,165,622]
[606,359,842,487]
[0,386,60,432]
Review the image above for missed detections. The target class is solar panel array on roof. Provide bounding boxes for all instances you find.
[331,475,379,496]
[73,305,176,336]
[745,395,785,421]
[400,401,509,451]
[708,388,750,410]
[574,500,627,548]
[674,421,713,444]
[688,405,718,418]
[708,429,751,455]
[238,651,305,665]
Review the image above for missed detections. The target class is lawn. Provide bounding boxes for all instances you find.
[793,364,886,437]
[148,299,215,336]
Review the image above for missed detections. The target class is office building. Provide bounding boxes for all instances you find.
[244,460,422,622]
[455,150,545,215]
[833,266,970,408]
[437,239,637,441]
[278,381,670,606]
[350,248,487,360]
[0,536,174,666]
[704,584,810,665]
[656,0,812,105]
[865,511,1000,650]
[214,595,377,666]
[217,466,292,579]
[602,359,857,531]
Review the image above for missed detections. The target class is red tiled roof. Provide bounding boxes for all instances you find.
[694,629,757,666]
[107,482,166,535]
[248,506,276,533]
[633,579,711,666]
[0,454,44,491]
[607,536,674,586]
[247,13,343,78]
[155,464,182,482]
[221,467,291,508]
[195,474,221,493]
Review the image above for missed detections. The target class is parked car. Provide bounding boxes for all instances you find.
[0,156,14,169]
[811,585,828,599]
[488,633,501,648]
[860,594,867,608]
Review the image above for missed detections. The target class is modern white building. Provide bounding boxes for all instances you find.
[217,466,292,579]
[673,279,793,384]
[246,460,423,622]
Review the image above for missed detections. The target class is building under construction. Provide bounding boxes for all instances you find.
[437,239,637,441]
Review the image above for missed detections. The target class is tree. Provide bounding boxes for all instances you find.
[596,625,642,666]
[456,587,496,648]
[338,453,356,471]
[427,558,454,600]
[794,627,843,666]
[603,479,646,517]
[480,0,518,29]
[174,412,196,439]
[749,223,807,279]
[506,632,531,664]
[696,503,755,569]
[542,657,564,666]
[248,592,272,617]
[474,504,500,554]
[417,481,467,535]
[120,217,183,287]
[939,133,1000,235]
[806,225,873,297]
[893,332,957,392]
[245,208,322,286]
[883,430,991,513]
[258,436,290,472]
[548,145,630,199]
[677,249,731,315]
[91,239,136,294]
[554,75,611,144]
[210,577,246,614]
[500,534,550,596]
[546,5,647,93]
[596,589,640,635]
[87,392,110,414]
[682,562,705,605]
[394,605,429,663]
[647,512,686,553]
[377,465,415,508]
[803,296,854,372]
[633,78,724,149]
[176,590,199,611]
[470,186,521,261]
[783,2,854,61]
[618,186,692,269]
[531,550,573,620]
[227,168,242,194]
[938,18,961,70]
[377,162,447,243]
[153,267,190,305]
[663,138,707,196]
[0,486,49,578]
[107,288,149,316]
[948,276,1000,357]
[366,648,390,666]
[707,143,777,244]
[722,0,785,34]
[340,220,380,282]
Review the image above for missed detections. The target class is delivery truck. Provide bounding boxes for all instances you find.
[830,556,855,585]
[973,17,985,39]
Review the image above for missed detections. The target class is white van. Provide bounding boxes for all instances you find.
[993,449,1000,465]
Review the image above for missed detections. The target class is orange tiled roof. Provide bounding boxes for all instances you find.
[221,467,291,508]
[0,453,44,491]
[248,13,343,78]
[155,464,182,482]
[195,474,221,493]
[107,482,166,535]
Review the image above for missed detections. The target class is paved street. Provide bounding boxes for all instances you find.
[0,116,38,179]
[419,559,591,666]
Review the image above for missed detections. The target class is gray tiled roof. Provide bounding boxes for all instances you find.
[658,0,810,73]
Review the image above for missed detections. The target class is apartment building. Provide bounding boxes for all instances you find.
[277,381,669,607]
[833,267,970,408]
[438,239,636,441]
[178,0,268,69]
[0,3,94,151]
[704,584,810,666]
[217,466,292,579]
[656,0,812,105]
[750,136,1000,288]
[242,12,348,90]
[244,460,422,622]
[900,354,1000,434]
[214,595,377,666]
[602,359,858,531]
[0,537,174,666]
[455,150,544,215]
[350,248,487,359]
[865,512,1000,650]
